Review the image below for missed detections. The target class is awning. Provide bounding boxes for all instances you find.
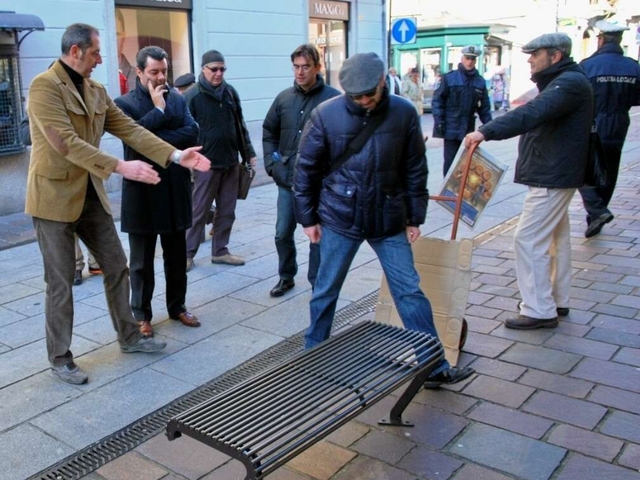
[0,11,45,32]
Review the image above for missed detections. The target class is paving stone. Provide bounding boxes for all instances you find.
[0,424,75,480]
[570,357,640,393]
[563,309,596,326]
[0,282,41,304]
[589,254,640,269]
[286,441,357,480]
[591,282,634,294]
[568,297,597,312]
[518,369,594,399]
[522,391,607,429]
[0,304,27,328]
[491,323,554,345]
[613,294,640,309]
[621,275,640,287]
[619,444,640,471]
[96,451,168,480]
[332,455,415,480]
[574,269,623,283]
[451,463,513,480]
[351,430,414,464]
[396,445,463,479]
[476,284,519,297]
[553,322,591,338]
[543,333,618,360]
[467,402,553,439]
[465,315,501,334]
[463,375,535,408]
[324,422,370,448]
[547,424,624,462]
[465,304,504,319]
[586,327,640,349]
[201,460,251,480]
[412,388,478,415]
[599,410,640,443]
[474,273,515,287]
[555,454,640,480]
[591,305,639,321]
[571,287,616,304]
[450,423,566,480]
[613,347,640,367]
[462,332,514,358]
[589,385,640,415]
[468,357,527,381]
[467,291,494,305]
[499,343,582,374]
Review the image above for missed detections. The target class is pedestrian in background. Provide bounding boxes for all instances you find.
[465,33,592,330]
[578,20,640,238]
[401,67,423,115]
[385,67,402,95]
[26,23,209,385]
[115,46,201,337]
[432,45,492,176]
[262,44,339,297]
[184,50,257,270]
[294,52,474,388]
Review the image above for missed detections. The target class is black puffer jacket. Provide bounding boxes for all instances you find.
[294,90,428,240]
[183,76,256,169]
[479,59,593,188]
[263,75,340,188]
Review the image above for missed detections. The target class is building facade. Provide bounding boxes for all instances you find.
[0,0,386,216]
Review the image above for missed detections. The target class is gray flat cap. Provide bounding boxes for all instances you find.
[522,33,572,54]
[595,20,629,34]
[461,45,480,57]
[174,73,195,88]
[339,52,385,95]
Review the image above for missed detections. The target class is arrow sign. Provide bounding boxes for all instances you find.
[391,17,417,45]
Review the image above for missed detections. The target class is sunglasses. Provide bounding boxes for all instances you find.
[205,66,227,73]
[349,88,378,101]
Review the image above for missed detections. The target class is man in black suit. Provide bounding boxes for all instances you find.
[115,46,201,337]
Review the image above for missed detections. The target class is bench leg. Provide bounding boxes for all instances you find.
[378,368,433,427]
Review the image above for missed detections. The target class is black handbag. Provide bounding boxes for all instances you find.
[238,163,255,200]
[584,127,608,188]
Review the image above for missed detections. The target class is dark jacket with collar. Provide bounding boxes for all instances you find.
[293,89,428,240]
[479,59,593,188]
[262,75,340,188]
[432,63,492,140]
[579,42,640,147]
[115,80,199,234]
[183,77,256,169]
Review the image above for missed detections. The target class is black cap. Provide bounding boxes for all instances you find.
[174,73,195,88]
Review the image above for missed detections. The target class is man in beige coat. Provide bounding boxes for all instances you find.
[27,23,210,385]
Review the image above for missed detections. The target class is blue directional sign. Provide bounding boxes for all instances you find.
[391,17,417,45]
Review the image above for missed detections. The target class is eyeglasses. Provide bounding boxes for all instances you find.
[292,64,312,72]
[349,88,378,101]
[205,66,227,73]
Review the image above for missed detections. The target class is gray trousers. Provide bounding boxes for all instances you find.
[33,193,141,367]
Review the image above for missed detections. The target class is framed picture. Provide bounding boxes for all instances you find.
[436,146,507,228]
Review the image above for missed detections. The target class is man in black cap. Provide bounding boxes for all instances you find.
[174,72,195,94]
[432,45,492,176]
[263,44,340,298]
[465,33,593,330]
[294,52,474,389]
[184,49,257,270]
[578,20,640,238]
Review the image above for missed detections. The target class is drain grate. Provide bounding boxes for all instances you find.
[31,290,380,480]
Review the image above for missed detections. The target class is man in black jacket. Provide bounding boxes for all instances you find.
[184,50,257,269]
[263,44,339,297]
[294,52,474,389]
[115,46,201,336]
[465,33,593,330]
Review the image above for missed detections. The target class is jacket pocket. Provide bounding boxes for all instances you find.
[272,159,292,188]
[35,164,68,180]
[382,192,407,233]
[319,183,356,229]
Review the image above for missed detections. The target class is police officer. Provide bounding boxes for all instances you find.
[578,20,640,238]
[432,45,492,176]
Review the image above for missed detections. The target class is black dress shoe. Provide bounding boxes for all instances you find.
[505,315,558,330]
[424,366,475,389]
[270,279,295,297]
[585,212,614,238]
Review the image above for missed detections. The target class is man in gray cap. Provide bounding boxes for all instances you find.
[294,52,474,388]
[174,72,195,94]
[465,33,593,330]
[432,45,492,176]
[184,50,257,270]
[578,20,640,238]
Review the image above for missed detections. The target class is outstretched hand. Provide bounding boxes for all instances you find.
[114,160,160,184]
[179,146,211,172]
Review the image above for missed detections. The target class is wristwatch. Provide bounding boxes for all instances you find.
[170,149,183,164]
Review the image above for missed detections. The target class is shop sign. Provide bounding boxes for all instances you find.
[309,0,349,21]
[115,0,192,9]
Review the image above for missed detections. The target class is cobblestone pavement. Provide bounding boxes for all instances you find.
[1,109,639,480]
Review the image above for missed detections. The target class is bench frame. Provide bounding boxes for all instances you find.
[166,321,444,480]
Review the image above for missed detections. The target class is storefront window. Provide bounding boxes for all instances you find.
[309,20,346,88]
[116,6,191,93]
[0,45,22,154]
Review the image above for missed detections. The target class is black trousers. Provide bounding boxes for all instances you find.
[578,143,622,221]
[443,139,463,177]
[128,231,188,321]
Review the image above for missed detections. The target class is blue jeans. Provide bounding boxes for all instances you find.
[276,186,320,286]
[306,227,450,373]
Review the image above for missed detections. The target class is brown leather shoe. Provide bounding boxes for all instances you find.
[171,311,201,328]
[138,320,153,337]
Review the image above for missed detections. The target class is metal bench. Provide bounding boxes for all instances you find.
[166,321,444,480]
